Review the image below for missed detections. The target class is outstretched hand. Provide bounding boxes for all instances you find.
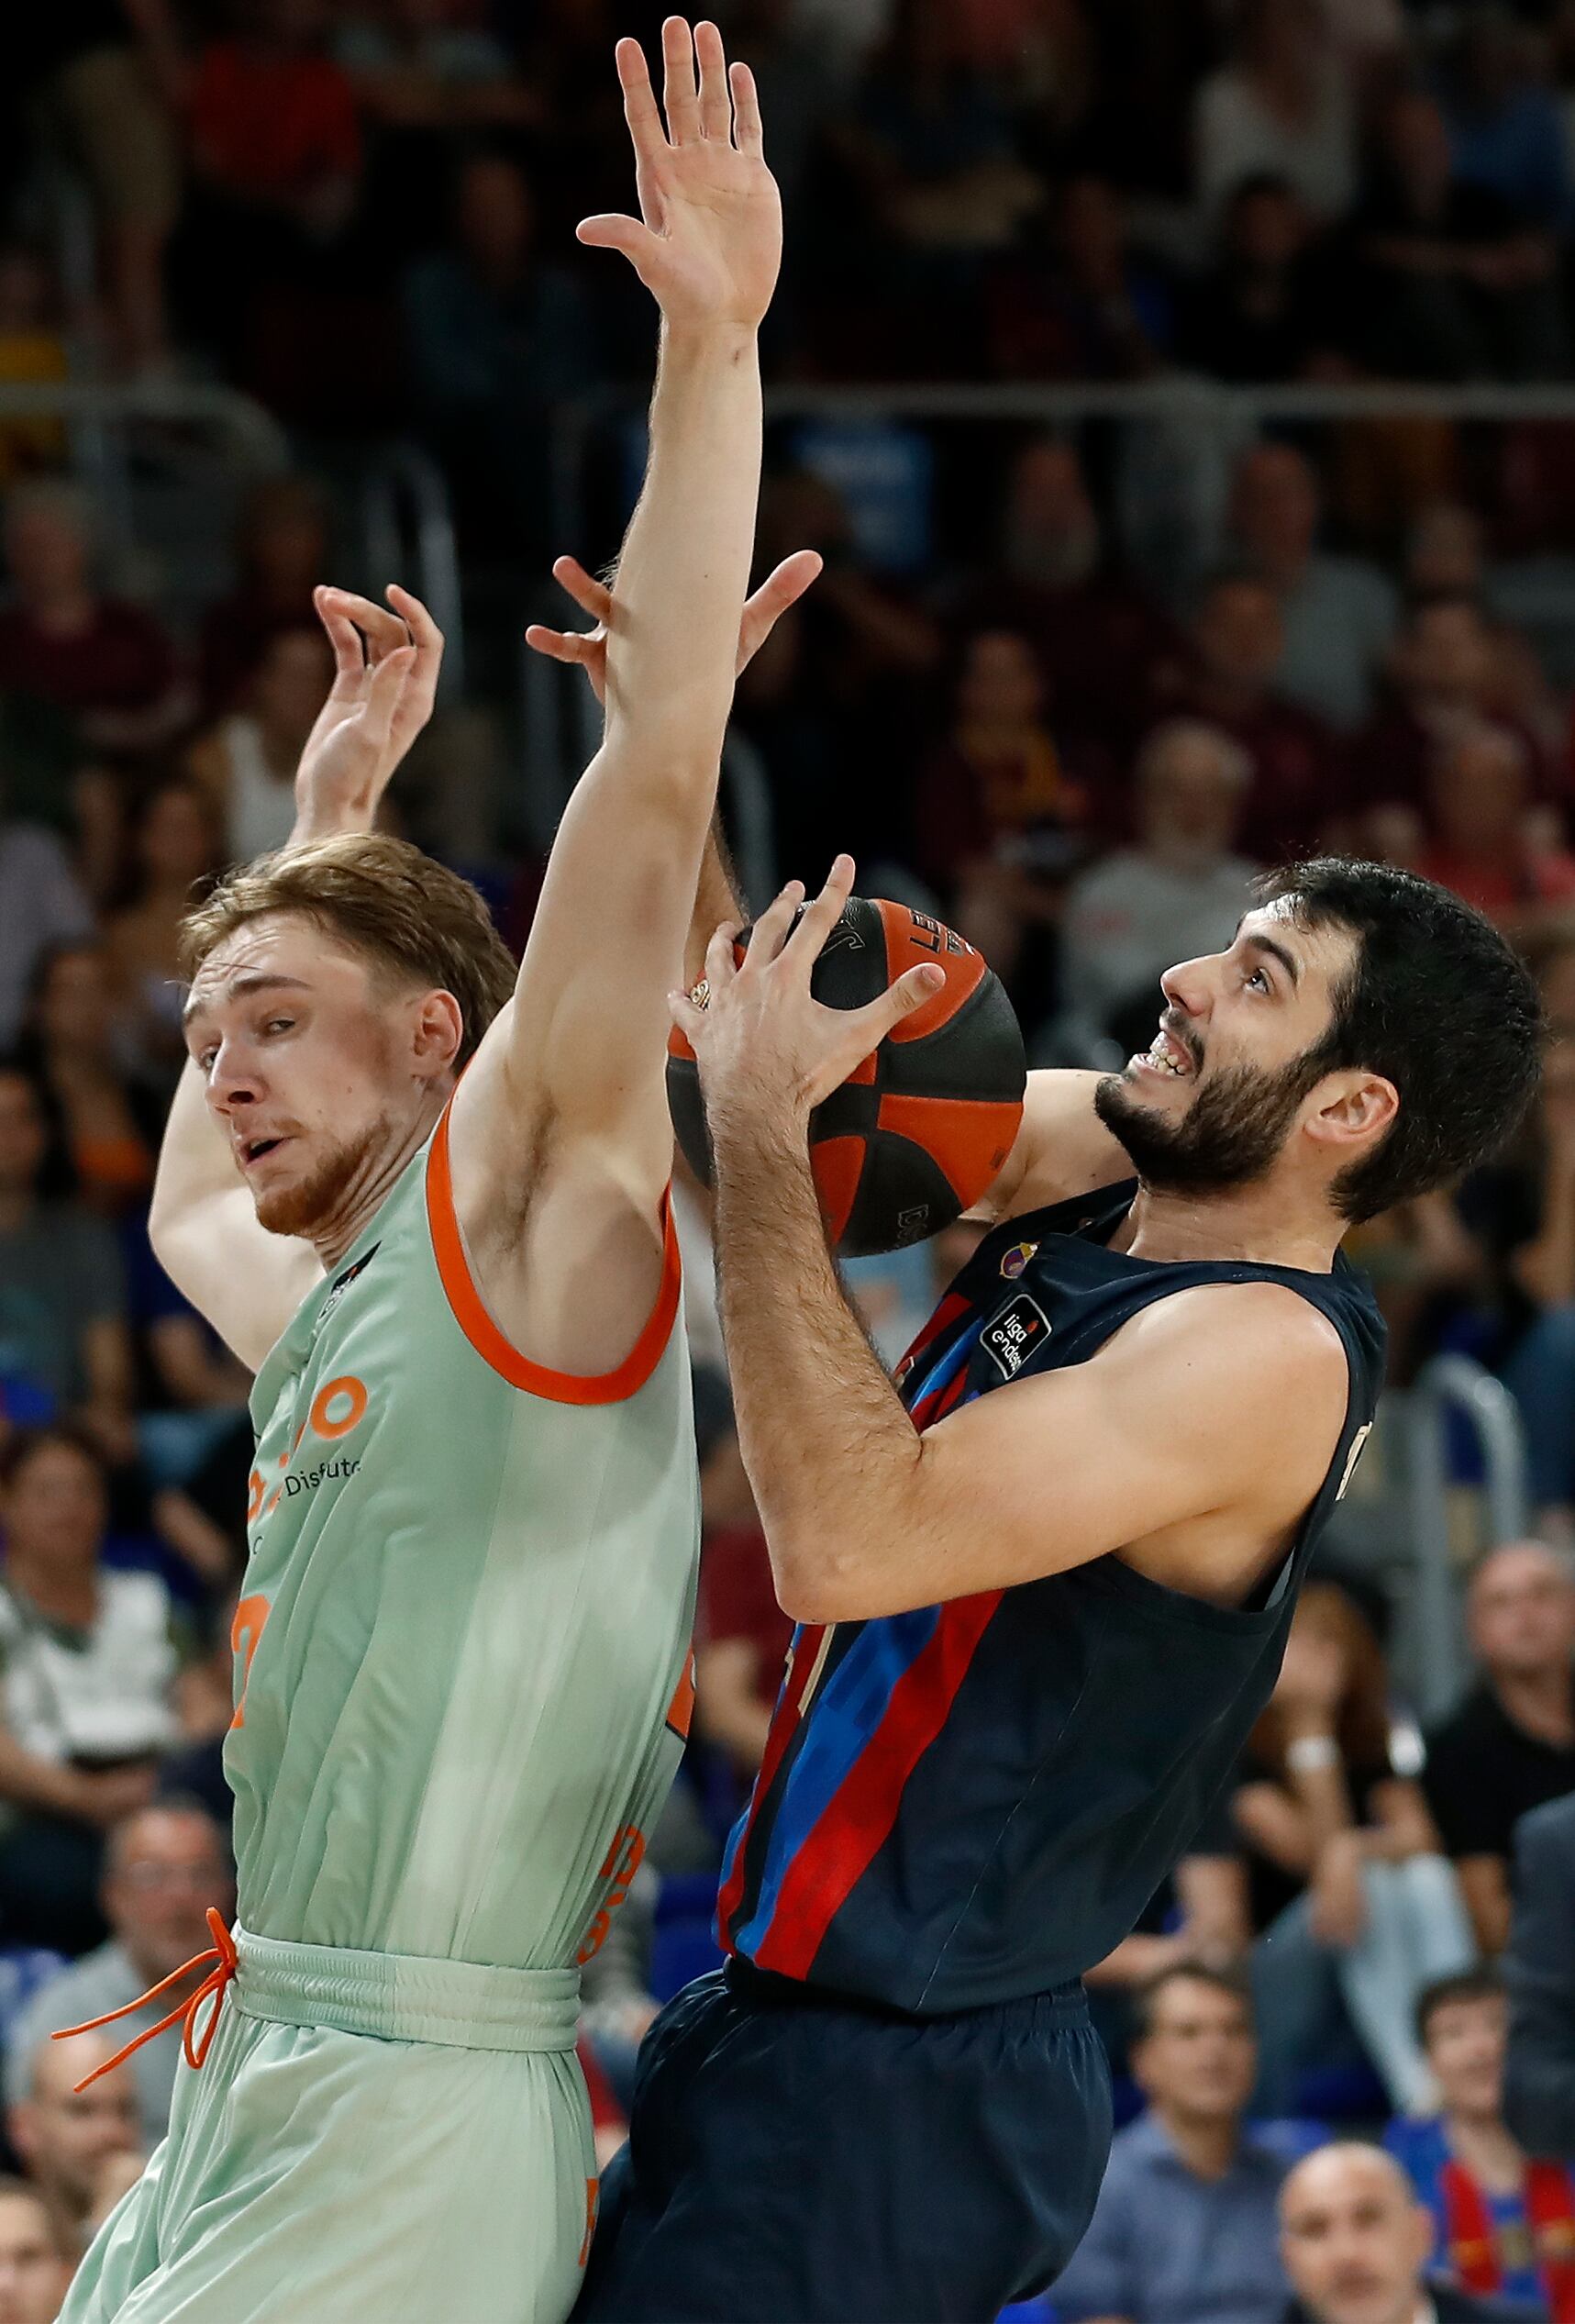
[293,584,443,843]
[525,547,822,706]
[579,18,781,331]
[671,855,945,1128]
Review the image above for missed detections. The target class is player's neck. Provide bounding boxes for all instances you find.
[307,1091,448,1273]
[1117,1180,1340,1274]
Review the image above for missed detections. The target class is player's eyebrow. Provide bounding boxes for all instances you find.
[1241,931,1301,989]
[182,972,311,1028]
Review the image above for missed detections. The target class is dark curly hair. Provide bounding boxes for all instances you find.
[1258,858,1544,1224]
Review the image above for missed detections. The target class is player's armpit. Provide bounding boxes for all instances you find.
[773,1281,1351,1623]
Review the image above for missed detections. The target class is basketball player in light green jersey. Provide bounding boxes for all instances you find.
[55,23,784,2323]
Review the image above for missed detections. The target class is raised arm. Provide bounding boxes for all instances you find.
[526,543,822,983]
[444,19,781,1377]
[150,585,441,1367]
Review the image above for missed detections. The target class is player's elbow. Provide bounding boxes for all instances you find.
[771,1540,883,1627]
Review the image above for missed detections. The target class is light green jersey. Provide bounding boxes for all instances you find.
[227,1101,699,1975]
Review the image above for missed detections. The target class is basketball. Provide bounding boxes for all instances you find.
[667,895,1026,1257]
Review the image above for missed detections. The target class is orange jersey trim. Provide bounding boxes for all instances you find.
[425,1102,682,1407]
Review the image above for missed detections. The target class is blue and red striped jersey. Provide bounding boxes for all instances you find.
[717,1178,1386,2014]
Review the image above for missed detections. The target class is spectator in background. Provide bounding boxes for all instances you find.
[746,464,942,879]
[1348,86,1566,382]
[914,627,1084,1018]
[0,801,92,1053]
[1192,0,1358,228]
[14,0,182,376]
[6,1802,232,2150]
[693,1363,789,1785]
[0,482,185,762]
[1343,1190,1486,1391]
[957,436,1178,770]
[1418,723,1575,933]
[334,0,537,136]
[198,474,332,717]
[183,0,362,366]
[1279,2142,1547,2324]
[0,244,69,487]
[13,942,160,1218]
[1406,503,1489,601]
[1059,719,1259,1064]
[1350,595,1506,830]
[0,1067,134,1462]
[1387,1968,1575,2319]
[1440,6,1569,233]
[6,2031,139,2265]
[401,150,598,550]
[1425,1540,1575,1960]
[986,172,1170,383]
[828,0,1041,367]
[1178,174,1343,384]
[1082,1797,1254,2083]
[0,2175,73,2323]
[1504,1791,1575,2165]
[1154,570,1337,862]
[1493,1036,1575,1532]
[185,623,333,866]
[102,778,223,1088]
[1053,1965,1292,2324]
[695,1507,793,1796]
[1227,442,1399,732]
[0,1427,187,1954]
[1240,1582,1477,2117]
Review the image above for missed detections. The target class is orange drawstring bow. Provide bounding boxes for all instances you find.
[52,1907,237,2094]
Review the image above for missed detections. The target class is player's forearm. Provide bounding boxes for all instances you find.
[710,1103,923,1622]
[149,1058,240,1266]
[603,322,761,778]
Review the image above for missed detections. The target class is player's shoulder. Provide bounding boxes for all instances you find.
[1102,1276,1351,1418]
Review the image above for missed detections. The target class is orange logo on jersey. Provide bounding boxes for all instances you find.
[250,1374,371,1530]
[229,1594,271,1729]
[576,1825,647,1965]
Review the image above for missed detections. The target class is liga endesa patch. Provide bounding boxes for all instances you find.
[980,1294,1051,1379]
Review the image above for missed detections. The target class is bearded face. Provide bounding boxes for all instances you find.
[249,1113,395,1238]
[1095,1017,1334,1195]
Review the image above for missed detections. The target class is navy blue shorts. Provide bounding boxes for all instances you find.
[573,1961,1113,2324]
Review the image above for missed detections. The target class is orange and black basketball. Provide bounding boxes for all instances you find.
[667,896,1026,1257]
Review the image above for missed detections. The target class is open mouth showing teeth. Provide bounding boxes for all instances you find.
[1141,1028,1196,1079]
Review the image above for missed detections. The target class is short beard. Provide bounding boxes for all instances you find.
[253,1117,391,1240]
[1094,1047,1331,1195]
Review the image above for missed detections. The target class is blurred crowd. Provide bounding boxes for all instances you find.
[24,0,1575,402]
[4,0,1575,2318]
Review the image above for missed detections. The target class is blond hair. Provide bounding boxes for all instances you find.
[179,834,516,1065]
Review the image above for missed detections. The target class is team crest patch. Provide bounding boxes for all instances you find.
[982,1294,1050,1379]
[1000,1240,1037,1280]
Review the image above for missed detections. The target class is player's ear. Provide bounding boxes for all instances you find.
[1305,1071,1398,1155]
[411,989,464,1079]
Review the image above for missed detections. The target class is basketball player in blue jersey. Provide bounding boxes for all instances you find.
[576,852,1544,2324]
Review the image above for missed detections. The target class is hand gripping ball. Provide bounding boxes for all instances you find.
[667,896,1026,1257]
